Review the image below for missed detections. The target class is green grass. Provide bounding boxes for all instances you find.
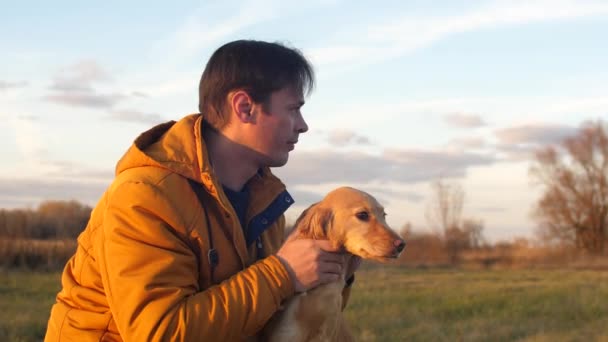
[0,270,61,342]
[2,267,608,341]
[345,266,608,341]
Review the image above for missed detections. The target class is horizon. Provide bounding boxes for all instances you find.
[2,0,608,243]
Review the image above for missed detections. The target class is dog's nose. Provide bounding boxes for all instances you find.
[394,239,406,253]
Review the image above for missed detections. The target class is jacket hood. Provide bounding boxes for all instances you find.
[115,114,207,182]
[115,113,287,201]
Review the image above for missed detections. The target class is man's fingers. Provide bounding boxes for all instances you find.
[314,240,342,252]
[318,273,340,286]
[318,260,343,275]
[319,251,346,264]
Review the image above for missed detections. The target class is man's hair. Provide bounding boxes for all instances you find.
[198,40,315,130]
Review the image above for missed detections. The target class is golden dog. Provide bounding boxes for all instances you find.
[263,187,406,341]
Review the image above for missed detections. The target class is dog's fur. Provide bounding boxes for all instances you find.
[262,187,406,341]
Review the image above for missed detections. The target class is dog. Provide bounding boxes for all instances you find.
[262,186,406,341]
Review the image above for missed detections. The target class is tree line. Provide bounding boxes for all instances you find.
[0,200,92,239]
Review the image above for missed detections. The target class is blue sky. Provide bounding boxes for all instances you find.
[2,0,607,242]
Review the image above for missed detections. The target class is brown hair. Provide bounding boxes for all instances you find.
[198,40,315,130]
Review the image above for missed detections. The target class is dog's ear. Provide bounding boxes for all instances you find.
[293,202,333,240]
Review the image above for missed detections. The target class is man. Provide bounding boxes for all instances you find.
[45,40,359,341]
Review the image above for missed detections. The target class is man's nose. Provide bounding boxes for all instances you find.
[297,113,308,133]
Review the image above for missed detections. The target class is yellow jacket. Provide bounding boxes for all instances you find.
[45,114,297,341]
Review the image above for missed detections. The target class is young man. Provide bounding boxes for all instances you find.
[44,40,359,341]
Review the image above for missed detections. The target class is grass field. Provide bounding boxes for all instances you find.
[345,266,608,341]
[0,270,61,342]
[2,267,608,341]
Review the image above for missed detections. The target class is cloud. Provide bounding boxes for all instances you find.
[0,159,113,208]
[155,0,338,62]
[0,177,107,209]
[444,113,486,128]
[155,0,283,62]
[46,92,126,109]
[361,186,424,203]
[327,129,371,146]
[494,123,578,160]
[0,80,28,91]
[17,114,40,121]
[288,189,324,206]
[401,192,425,203]
[49,60,112,92]
[495,123,577,145]
[45,60,128,109]
[107,110,165,124]
[448,137,487,149]
[495,142,538,161]
[309,0,608,71]
[40,160,114,181]
[275,148,496,186]
[312,95,608,134]
[131,91,148,98]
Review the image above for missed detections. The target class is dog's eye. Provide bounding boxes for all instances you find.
[355,211,369,221]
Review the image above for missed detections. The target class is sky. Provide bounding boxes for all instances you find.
[1,0,607,242]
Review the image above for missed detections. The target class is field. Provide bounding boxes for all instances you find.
[0,270,61,342]
[345,266,608,341]
[2,267,608,341]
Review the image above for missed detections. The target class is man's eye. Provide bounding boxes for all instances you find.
[356,211,369,221]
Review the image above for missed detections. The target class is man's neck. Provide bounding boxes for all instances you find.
[203,126,259,192]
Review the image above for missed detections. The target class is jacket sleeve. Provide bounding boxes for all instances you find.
[97,180,295,341]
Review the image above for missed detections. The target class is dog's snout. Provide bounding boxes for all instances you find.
[394,239,406,254]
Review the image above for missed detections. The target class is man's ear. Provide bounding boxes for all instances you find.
[293,203,332,240]
[229,90,254,123]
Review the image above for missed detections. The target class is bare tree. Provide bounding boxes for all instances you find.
[426,178,465,263]
[426,178,464,236]
[462,218,486,249]
[530,120,608,254]
[399,222,413,239]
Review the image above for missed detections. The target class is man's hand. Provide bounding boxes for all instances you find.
[276,238,344,293]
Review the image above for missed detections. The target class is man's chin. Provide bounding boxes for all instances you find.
[266,154,289,168]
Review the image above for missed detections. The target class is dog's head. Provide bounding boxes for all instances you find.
[292,187,406,261]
